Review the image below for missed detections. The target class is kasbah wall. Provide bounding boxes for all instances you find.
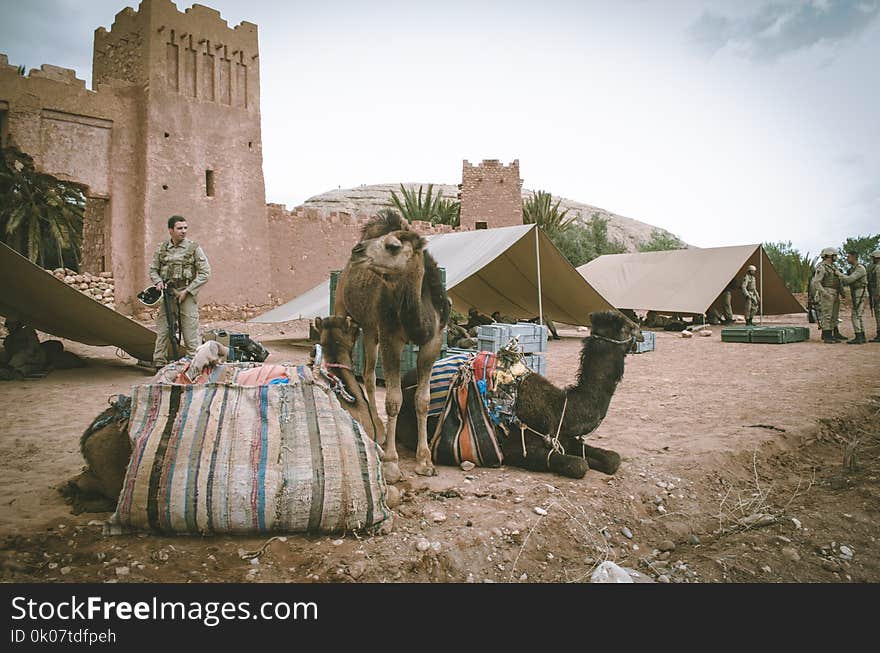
[0,0,522,317]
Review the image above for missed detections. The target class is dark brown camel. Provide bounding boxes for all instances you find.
[60,395,132,513]
[334,210,448,483]
[397,310,637,479]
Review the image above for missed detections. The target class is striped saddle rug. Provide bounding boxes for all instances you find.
[107,364,391,535]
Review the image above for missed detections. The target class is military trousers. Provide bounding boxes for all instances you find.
[744,297,758,321]
[850,288,867,334]
[153,292,201,366]
[815,288,840,331]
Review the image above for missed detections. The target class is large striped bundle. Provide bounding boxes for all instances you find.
[107,365,391,535]
[427,353,471,417]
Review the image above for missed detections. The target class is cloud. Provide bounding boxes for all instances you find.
[687,0,880,61]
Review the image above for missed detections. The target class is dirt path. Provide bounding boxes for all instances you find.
[1,313,878,583]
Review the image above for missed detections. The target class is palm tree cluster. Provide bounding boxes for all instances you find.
[521,190,575,240]
[388,184,460,227]
[1,146,85,269]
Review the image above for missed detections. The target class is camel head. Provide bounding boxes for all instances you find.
[314,316,360,367]
[350,230,427,283]
[588,310,643,346]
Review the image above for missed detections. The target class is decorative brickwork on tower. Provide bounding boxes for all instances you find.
[459,159,523,230]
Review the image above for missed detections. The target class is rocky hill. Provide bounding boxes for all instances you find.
[300,183,684,251]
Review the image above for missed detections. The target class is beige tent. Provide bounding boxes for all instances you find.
[577,244,805,316]
[253,224,616,326]
[1,242,157,361]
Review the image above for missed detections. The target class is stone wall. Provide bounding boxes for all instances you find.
[266,204,465,307]
[459,159,523,230]
[52,268,116,310]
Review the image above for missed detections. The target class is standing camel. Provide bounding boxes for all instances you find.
[397,310,638,479]
[334,211,448,482]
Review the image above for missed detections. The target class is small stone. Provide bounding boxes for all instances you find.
[791,517,802,529]
[47,562,58,569]
[431,512,447,524]
[656,481,668,489]
[689,534,700,545]
[760,565,772,573]
[657,574,670,583]
[839,545,854,560]
[657,505,667,514]
[658,540,676,552]
[781,547,800,562]
[519,573,528,581]
[534,507,548,516]
[822,559,841,573]
[680,330,693,338]
[331,539,344,546]
[621,527,633,539]
[347,561,367,580]
[699,330,712,337]
[460,461,475,471]
[653,496,664,505]
[431,541,442,553]
[115,566,130,576]
[415,538,431,552]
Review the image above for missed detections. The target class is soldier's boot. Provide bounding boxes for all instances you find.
[846,332,864,345]
[833,327,846,341]
[822,330,838,344]
[871,330,880,342]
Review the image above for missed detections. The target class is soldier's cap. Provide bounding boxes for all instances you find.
[820,247,837,257]
[871,250,880,258]
[137,286,162,306]
[747,264,756,272]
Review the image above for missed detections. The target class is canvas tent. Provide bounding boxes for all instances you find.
[0,242,157,361]
[252,223,616,326]
[577,244,804,316]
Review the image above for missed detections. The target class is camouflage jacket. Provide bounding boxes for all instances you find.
[867,262,879,298]
[741,274,759,301]
[839,263,867,291]
[812,261,841,291]
[149,238,211,297]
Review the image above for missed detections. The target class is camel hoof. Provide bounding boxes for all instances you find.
[382,461,402,485]
[414,462,436,477]
[384,485,401,509]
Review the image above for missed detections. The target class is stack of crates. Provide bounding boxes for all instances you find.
[631,330,656,354]
[476,322,548,375]
[721,325,810,344]
[328,269,448,381]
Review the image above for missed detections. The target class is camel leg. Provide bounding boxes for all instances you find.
[581,444,621,475]
[412,334,441,477]
[380,337,405,484]
[504,443,589,479]
[361,329,384,446]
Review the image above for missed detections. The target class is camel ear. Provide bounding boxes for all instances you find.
[314,317,323,332]
[416,235,427,251]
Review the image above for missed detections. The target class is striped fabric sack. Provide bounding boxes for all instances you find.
[427,353,471,417]
[429,365,503,468]
[107,364,391,535]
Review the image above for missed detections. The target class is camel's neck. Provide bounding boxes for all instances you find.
[389,265,436,345]
[325,365,383,442]
[559,339,626,438]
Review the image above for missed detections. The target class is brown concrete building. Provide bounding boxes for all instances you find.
[459,159,523,230]
[1,0,271,312]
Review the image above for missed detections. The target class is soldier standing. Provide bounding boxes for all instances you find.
[149,215,212,367]
[811,248,843,344]
[741,265,760,326]
[837,250,868,344]
[867,250,880,342]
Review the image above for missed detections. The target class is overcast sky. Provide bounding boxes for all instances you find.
[1,0,878,254]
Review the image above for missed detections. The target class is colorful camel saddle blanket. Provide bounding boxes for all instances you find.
[430,363,503,468]
[151,359,291,386]
[106,365,391,536]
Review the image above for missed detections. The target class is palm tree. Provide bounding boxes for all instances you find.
[0,146,85,268]
[522,190,575,239]
[388,183,460,227]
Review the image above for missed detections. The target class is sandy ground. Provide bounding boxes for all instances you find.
[1,311,878,583]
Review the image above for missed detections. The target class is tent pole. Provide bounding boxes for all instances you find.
[535,225,543,326]
[759,245,764,325]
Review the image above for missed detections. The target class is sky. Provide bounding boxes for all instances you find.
[1,0,878,255]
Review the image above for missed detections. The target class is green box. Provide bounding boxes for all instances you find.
[721,327,752,343]
[329,269,447,381]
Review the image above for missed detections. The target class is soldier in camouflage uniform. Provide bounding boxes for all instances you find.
[741,265,760,326]
[811,247,843,344]
[867,250,880,342]
[149,215,212,366]
[837,250,868,344]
